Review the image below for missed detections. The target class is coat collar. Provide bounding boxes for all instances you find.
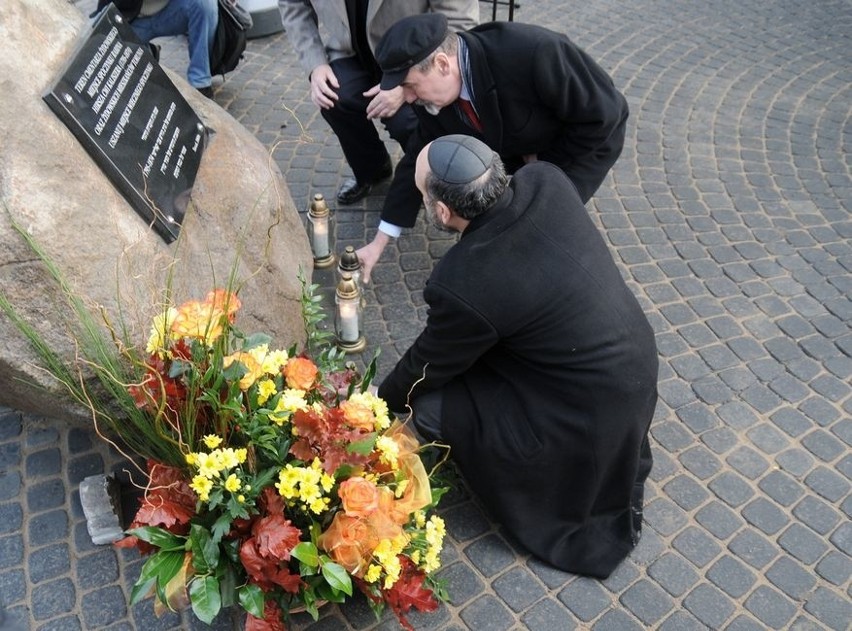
[458,31,503,150]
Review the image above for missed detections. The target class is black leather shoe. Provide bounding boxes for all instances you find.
[197,85,215,99]
[149,43,161,63]
[337,159,394,205]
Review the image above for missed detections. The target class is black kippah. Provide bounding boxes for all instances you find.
[427,135,493,184]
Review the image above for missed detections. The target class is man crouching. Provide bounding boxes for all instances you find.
[377,134,659,578]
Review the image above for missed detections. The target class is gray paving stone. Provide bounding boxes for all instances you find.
[0,534,23,570]
[792,495,842,536]
[803,587,852,631]
[463,534,515,578]
[725,613,774,631]
[662,474,710,510]
[618,579,673,625]
[520,598,577,631]
[708,471,755,507]
[814,550,852,586]
[828,522,852,555]
[31,577,76,620]
[643,498,688,537]
[683,583,735,629]
[28,542,71,584]
[591,609,644,631]
[647,553,700,597]
[726,446,770,479]
[803,466,849,502]
[492,567,545,613]
[728,529,780,570]
[758,470,805,506]
[437,561,486,607]
[558,578,612,622]
[678,445,723,480]
[459,594,514,631]
[25,448,62,478]
[36,615,84,631]
[765,555,818,600]
[778,523,830,564]
[741,497,790,535]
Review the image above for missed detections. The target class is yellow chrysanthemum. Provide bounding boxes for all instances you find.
[194,452,220,479]
[376,435,400,469]
[257,379,277,405]
[269,388,308,424]
[394,479,409,499]
[365,564,382,584]
[185,452,197,466]
[414,510,426,529]
[247,344,270,367]
[237,494,245,503]
[145,307,177,356]
[202,435,223,449]
[224,473,241,493]
[190,475,213,502]
[262,349,289,374]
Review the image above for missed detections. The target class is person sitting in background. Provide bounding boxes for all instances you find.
[278,1,479,205]
[378,134,658,578]
[94,0,219,98]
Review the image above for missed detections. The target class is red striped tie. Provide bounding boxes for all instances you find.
[458,98,483,133]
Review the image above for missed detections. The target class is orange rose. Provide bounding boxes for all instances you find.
[283,357,318,390]
[171,300,225,343]
[205,289,241,322]
[339,477,380,518]
[317,513,372,575]
[339,400,376,431]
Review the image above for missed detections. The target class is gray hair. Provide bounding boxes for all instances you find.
[424,151,508,220]
[413,32,459,73]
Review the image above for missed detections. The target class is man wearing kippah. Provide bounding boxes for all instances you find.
[378,135,658,578]
[356,13,629,282]
[278,1,479,205]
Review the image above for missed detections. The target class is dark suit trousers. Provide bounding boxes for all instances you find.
[322,57,417,183]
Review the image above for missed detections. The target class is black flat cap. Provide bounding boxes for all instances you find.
[376,13,449,90]
[428,135,494,184]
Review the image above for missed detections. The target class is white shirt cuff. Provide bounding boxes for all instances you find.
[378,221,402,239]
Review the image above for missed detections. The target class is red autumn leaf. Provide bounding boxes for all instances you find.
[245,599,287,631]
[252,515,301,561]
[258,487,286,517]
[240,539,276,589]
[385,557,439,618]
[288,438,315,462]
[270,567,303,594]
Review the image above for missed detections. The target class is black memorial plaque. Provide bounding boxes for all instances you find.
[43,5,209,242]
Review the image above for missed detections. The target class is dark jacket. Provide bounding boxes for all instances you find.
[381,21,629,228]
[378,163,658,577]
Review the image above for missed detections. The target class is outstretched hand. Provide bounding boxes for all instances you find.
[309,64,339,109]
[364,85,405,120]
[355,232,392,285]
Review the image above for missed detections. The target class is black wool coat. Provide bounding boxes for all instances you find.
[378,163,658,577]
[381,21,629,228]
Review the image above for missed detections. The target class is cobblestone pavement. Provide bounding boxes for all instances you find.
[1,0,850,629]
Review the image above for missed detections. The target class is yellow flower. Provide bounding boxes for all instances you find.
[190,475,213,502]
[364,564,382,584]
[194,452,220,479]
[223,351,264,390]
[224,473,241,493]
[203,435,222,449]
[257,379,277,405]
[185,452,197,466]
[376,435,400,470]
[262,349,289,374]
[237,494,245,503]
[394,479,409,498]
[145,307,177,356]
[414,510,426,529]
[171,299,226,345]
[269,389,308,424]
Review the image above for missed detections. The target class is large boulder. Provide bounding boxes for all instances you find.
[0,0,313,423]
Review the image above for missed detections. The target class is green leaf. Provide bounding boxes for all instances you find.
[346,433,377,455]
[189,575,222,625]
[290,542,319,568]
[210,513,232,543]
[316,581,348,603]
[242,333,272,350]
[190,524,219,573]
[238,583,265,618]
[321,561,353,596]
[128,526,186,551]
[361,352,380,390]
[129,576,156,606]
[218,563,237,608]
[139,550,186,586]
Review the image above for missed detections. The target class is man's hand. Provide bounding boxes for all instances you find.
[309,65,339,109]
[364,85,405,120]
[355,232,392,284]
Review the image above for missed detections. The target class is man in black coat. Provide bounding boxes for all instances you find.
[378,135,658,578]
[356,13,629,283]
